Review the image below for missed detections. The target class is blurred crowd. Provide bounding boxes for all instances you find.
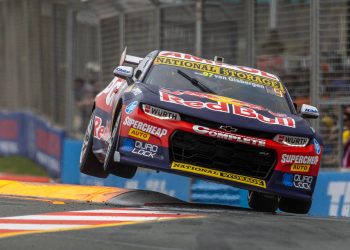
[321,107,350,168]
[73,78,100,135]
[342,107,350,168]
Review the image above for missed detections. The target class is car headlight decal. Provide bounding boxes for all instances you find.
[142,104,181,120]
[273,134,309,147]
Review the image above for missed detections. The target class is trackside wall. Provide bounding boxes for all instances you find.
[0,111,65,179]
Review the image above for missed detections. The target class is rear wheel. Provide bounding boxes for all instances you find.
[248,191,278,213]
[279,197,312,214]
[103,108,137,179]
[80,113,108,178]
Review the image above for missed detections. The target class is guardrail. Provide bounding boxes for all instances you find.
[1,111,350,217]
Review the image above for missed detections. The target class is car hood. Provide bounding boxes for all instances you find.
[135,83,315,138]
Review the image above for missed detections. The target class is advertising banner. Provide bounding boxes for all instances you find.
[26,115,65,179]
[0,112,26,156]
[0,112,65,179]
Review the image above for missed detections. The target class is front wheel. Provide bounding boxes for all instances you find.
[80,113,108,178]
[279,197,312,214]
[103,109,137,179]
[248,191,279,213]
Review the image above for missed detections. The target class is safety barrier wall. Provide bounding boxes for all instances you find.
[61,138,350,217]
[0,111,65,179]
[2,111,350,217]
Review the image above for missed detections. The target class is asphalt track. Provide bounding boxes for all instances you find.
[1,196,350,250]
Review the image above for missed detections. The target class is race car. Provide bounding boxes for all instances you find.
[80,48,322,214]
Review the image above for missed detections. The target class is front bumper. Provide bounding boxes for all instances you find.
[118,105,321,201]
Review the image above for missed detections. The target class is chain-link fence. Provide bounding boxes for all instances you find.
[1,0,350,168]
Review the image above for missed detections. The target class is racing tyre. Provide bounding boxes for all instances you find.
[80,113,108,178]
[103,109,137,179]
[248,191,278,213]
[279,197,312,214]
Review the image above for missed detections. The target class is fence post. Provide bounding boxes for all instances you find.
[65,8,76,132]
[195,0,203,57]
[119,13,125,54]
[310,0,320,131]
[246,0,255,67]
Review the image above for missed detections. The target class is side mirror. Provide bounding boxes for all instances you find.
[300,104,319,119]
[113,66,134,85]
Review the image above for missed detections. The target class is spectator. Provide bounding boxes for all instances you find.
[342,107,350,168]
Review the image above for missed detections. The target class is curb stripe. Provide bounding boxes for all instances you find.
[3,215,165,221]
[70,209,176,214]
[48,212,187,217]
[0,224,85,230]
[0,219,122,225]
[0,208,201,238]
[0,180,128,203]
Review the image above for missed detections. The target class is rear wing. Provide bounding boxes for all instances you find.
[119,47,143,66]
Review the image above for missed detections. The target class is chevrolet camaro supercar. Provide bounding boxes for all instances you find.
[80,49,322,214]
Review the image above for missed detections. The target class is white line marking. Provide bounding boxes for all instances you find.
[69,209,178,214]
[3,215,160,221]
[0,224,86,230]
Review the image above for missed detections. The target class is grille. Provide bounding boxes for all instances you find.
[181,115,276,139]
[171,131,276,179]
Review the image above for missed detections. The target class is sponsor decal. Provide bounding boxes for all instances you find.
[314,139,321,155]
[160,91,295,128]
[158,51,279,80]
[193,125,266,147]
[128,128,150,141]
[290,164,310,173]
[305,108,318,113]
[97,78,126,107]
[327,181,350,217]
[293,174,313,190]
[143,104,180,120]
[160,91,230,113]
[274,135,309,147]
[115,66,132,75]
[219,125,238,133]
[122,138,134,151]
[154,56,283,90]
[131,86,142,96]
[282,173,313,190]
[93,116,105,140]
[282,173,293,187]
[123,116,168,138]
[132,141,159,158]
[281,154,319,165]
[171,162,266,188]
[125,101,138,114]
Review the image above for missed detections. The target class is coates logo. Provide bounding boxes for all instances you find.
[193,125,266,147]
[160,91,295,128]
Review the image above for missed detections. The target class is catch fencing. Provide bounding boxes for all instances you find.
[0,0,350,168]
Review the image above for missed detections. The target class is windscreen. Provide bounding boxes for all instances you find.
[144,56,293,114]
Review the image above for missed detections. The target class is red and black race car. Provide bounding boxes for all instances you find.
[80,49,322,214]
